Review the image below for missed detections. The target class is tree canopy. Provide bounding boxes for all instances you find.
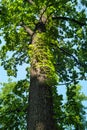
[0,0,87,83]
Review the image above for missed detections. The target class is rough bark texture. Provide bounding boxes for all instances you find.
[27,71,57,130]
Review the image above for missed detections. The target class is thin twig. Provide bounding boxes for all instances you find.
[59,47,79,63]
[58,46,85,67]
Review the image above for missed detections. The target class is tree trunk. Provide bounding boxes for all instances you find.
[27,22,57,130]
[27,70,57,130]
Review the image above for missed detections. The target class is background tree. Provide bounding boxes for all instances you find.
[64,84,87,130]
[0,80,29,130]
[0,0,87,130]
[0,81,87,130]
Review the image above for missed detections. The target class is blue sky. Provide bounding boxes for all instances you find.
[0,64,27,83]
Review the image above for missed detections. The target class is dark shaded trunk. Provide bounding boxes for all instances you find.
[27,71,57,130]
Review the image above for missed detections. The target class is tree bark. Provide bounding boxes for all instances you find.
[27,70,57,130]
[27,22,57,130]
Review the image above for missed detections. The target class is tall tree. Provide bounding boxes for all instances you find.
[0,0,87,130]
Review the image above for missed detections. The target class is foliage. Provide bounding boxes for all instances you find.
[0,0,87,129]
[0,0,87,84]
[64,84,87,130]
[0,80,29,130]
[0,82,87,130]
[52,87,65,130]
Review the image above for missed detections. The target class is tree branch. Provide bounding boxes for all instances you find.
[20,22,33,36]
[58,47,80,64]
[40,7,47,24]
[58,81,72,86]
[39,2,53,24]
[52,16,86,26]
[58,46,85,67]
[26,0,34,4]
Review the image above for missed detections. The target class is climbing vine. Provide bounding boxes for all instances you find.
[29,32,59,85]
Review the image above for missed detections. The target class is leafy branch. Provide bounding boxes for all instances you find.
[59,47,79,63]
[58,46,85,67]
[52,16,86,26]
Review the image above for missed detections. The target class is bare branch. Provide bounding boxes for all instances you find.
[52,16,86,26]
[23,25,34,36]
[39,7,48,24]
[20,22,33,36]
[58,81,72,86]
[26,0,34,4]
[39,2,53,24]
